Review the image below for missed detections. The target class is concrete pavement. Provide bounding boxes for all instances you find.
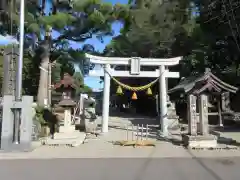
[1,128,240,159]
[0,157,240,180]
[1,127,240,180]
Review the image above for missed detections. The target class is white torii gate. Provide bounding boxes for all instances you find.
[86,54,182,137]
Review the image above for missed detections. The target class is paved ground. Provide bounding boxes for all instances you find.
[1,116,240,179]
[0,157,240,180]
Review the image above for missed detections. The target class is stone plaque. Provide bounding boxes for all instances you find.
[188,95,197,135]
[199,94,209,135]
[130,57,140,75]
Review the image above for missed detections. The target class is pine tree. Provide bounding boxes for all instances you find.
[0,0,130,105]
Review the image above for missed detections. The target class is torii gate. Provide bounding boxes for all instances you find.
[86,54,182,137]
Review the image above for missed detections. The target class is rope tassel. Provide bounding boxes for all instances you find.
[146,87,152,95]
[116,86,123,95]
[131,92,138,100]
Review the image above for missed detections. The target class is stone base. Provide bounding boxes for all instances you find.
[59,125,75,133]
[182,134,217,148]
[168,117,179,129]
[42,131,86,147]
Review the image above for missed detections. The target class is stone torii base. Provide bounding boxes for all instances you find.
[0,95,34,152]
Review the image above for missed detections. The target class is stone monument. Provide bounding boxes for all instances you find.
[188,95,197,135]
[182,94,217,148]
[81,98,98,134]
[2,46,17,96]
[1,47,34,152]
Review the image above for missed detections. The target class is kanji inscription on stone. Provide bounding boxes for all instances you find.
[188,95,197,135]
[2,46,18,96]
[199,94,209,135]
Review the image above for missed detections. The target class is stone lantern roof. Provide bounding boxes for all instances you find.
[54,73,77,107]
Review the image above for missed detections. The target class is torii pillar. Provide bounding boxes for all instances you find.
[86,54,182,136]
[102,64,111,132]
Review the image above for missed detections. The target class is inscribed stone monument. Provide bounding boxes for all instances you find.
[199,94,209,135]
[188,95,197,135]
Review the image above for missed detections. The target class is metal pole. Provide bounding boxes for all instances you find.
[16,0,25,99]
[13,0,25,144]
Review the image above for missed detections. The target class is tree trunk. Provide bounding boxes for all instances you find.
[37,56,49,107]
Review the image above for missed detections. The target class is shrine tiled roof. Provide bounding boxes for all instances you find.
[54,73,77,89]
[168,69,238,94]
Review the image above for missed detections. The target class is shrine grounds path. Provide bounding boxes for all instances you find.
[1,129,240,180]
[1,116,240,180]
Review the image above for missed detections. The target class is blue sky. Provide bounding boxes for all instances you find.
[0,0,128,91]
[83,21,124,91]
[83,0,128,91]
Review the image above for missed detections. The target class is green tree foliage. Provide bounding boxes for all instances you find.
[105,0,240,81]
[73,71,84,95]
[192,0,240,84]
[0,0,130,99]
[105,0,191,58]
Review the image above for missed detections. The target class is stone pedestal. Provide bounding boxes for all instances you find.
[64,108,72,126]
[167,101,179,129]
[59,125,75,133]
[182,134,217,148]
[42,131,86,147]
[59,108,73,133]
[43,108,86,147]
[1,96,34,152]
[81,106,98,133]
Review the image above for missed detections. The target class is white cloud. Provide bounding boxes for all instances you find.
[0,35,19,45]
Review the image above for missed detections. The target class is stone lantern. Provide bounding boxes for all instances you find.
[54,73,76,133]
